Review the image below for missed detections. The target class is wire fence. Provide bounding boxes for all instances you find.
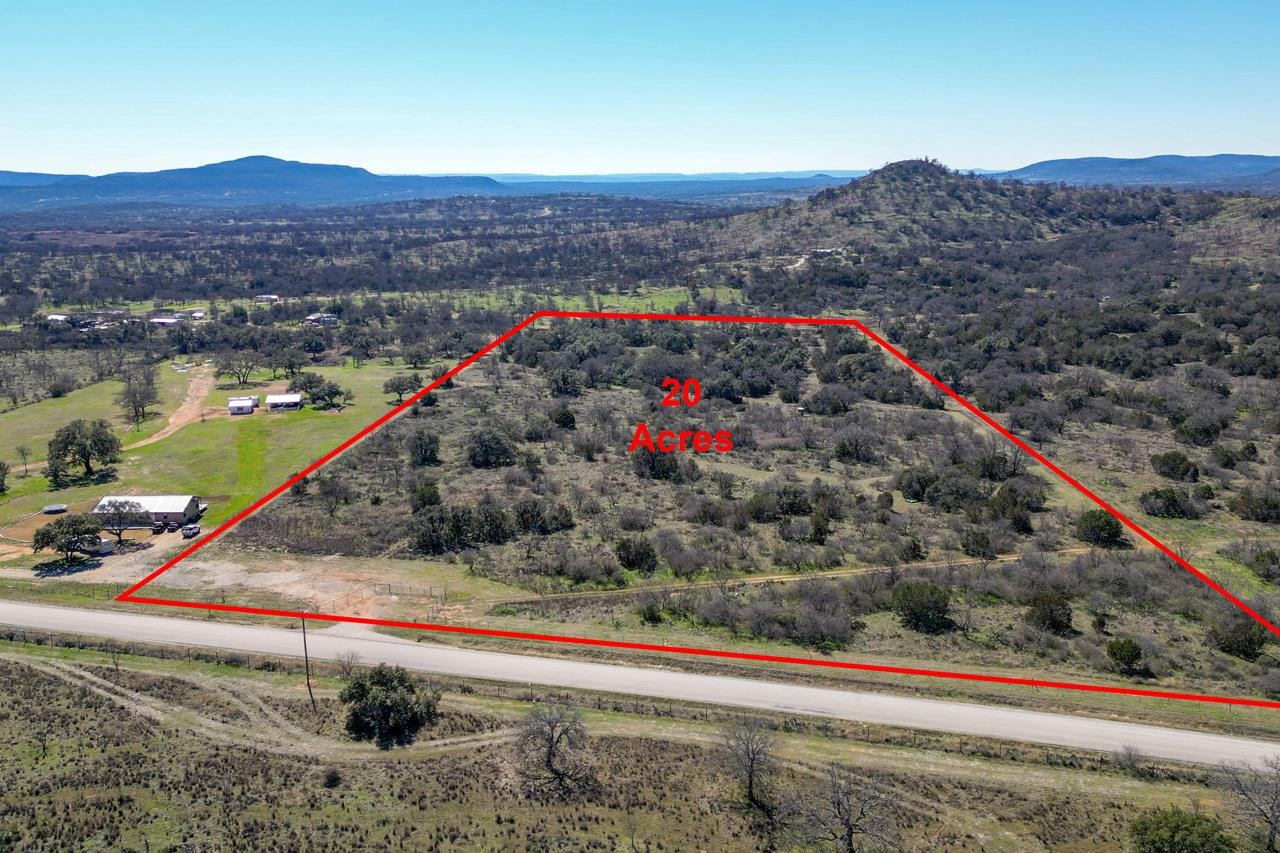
[317,581,447,615]
[0,581,129,599]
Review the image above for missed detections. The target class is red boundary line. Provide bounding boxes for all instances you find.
[118,310,1280,710]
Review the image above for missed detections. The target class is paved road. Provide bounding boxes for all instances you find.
[1,599,1276,766]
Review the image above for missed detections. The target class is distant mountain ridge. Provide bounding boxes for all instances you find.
[0,170,86,187]
[994,154,1280,189]
[0,156,850,212]
[3,153,1279,213]
[0,156,504,211]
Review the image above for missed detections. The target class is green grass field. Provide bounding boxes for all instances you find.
[0,360,439,533]
[0,364,189,465]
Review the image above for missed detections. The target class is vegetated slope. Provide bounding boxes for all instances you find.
[217,316,1280,700]
[686,158,1220,256]
[691,161,1279,391]
[1178,194,1280,265]
[994,153,1280,189]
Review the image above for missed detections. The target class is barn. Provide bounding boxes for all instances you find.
[266,393,303,411]
[94,495,204,526]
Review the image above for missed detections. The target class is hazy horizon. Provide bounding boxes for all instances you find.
[7,153,1279,182]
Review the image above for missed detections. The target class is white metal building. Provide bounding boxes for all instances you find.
[265,393,303,411]
[228,396,256,415]
[93,495,203,525]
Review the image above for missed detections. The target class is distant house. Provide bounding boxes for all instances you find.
[94,495,203,526]
[265,393,303,412]
[190,310,206,320]
[149,316,181,326]
[305,312,339,327]
[46,313,69,323]
[228,396,257,415]
[254,294,281,304]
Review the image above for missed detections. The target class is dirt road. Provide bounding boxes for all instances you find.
[124,365,219,450]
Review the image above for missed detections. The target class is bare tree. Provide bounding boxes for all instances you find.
[335,649,361,680]
[117,362,159,425]
[1221,755,1280,851]
[720,716,777,816]
[16,444,30,475]
[513,701,596,797]
[791,763,897,852]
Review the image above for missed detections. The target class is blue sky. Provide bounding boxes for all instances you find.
[3,1,1277,174]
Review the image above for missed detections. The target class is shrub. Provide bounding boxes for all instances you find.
[340,664,440,749]
[1210,444,1240,469]
[773,483,811,516]
[1150,450,1199,482]
[551,406,576,429]
[1219,540,1280,582]
[1076,509,1125,548]
[923,468,989,512]
[1106,637,1145,674]
[466,426,517,468]
[408,476,440,512]
[513,499,575,535]
[1129,807,1235,853]
[631,448,698,483]
[1207,614,1270,661]
[406,428,440,466]
[615,536,658,574]
[547,368,586,397]
[1138,488,1199,519]
[1230,484,1280,523]
[895,466,937,502]
[960,527,996,559]
[618,507,653,531]
[890,580,953,634]
[1174,411,1228,447]
[637,591,665,624]
[1025,592,1074,636]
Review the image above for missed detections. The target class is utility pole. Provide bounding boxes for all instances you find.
[301,612,317,713]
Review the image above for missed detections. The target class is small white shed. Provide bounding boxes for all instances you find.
[228,396,256,415]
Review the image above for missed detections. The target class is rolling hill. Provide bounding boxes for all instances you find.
[0,156,851,212]
[0,156,503,211]
[995,154,1280,189]
[0,170,85,187]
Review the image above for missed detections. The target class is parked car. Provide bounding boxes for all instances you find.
[181,524,201,539]
[166,521,181,533]
[151,521,166,534]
